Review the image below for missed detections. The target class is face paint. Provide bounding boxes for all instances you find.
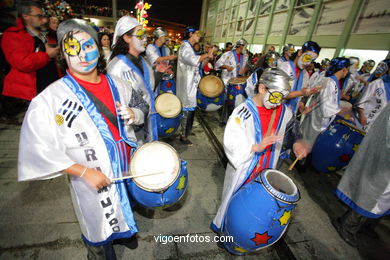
[288,48,295,56]
[267,57,277,68]
[297,51,317,69]
[374,62,388,75]
[263,89,285,109]
[63,31,99,74]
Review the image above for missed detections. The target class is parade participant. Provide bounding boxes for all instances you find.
[308,58,330,88]
[245,52,280,98]
[18,19,147,259]
[211,68,310,236]
[278,41,321,114]
[216,38,249,125]
[300,57,350,146]
[341,57,363,101]
[145,27,176,69]
[108,16,169,144]
[333,102,390,248]
[216,38,249,86]
[176,26,212,145]
[358,59,375,80]
[277,43,295,66]
[355,59,390,131]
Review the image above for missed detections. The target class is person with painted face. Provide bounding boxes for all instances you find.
[277,43,295,66]
[340,57,364,102]
[300,57,351,146]
[278,41,322,115]
[211,68,310,246]
[245,52,280,98]
[355,59,390,131]
[108,16,169,144]
[359,60,375,78]
[176,26,213,145]
[145,27,177,71]
[18,19,148,258]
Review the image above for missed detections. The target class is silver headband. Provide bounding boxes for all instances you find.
[153,27,167,39]
[235,38,247,47]
[258,68,291,93]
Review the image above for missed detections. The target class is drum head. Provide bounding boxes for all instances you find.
[155,93,182,118]
[130,141,180,192]
[199,75,224,97]
[228,76,248,85]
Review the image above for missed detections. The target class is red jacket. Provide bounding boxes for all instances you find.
[1,18,50,100]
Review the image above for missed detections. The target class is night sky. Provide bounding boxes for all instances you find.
[118,0,203,27]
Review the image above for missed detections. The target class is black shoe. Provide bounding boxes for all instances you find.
[180,136,193,146]
[114,236,138,249]
[331,218,357,247]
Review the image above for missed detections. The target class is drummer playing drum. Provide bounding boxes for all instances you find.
[216,39,250,125]
[211,68,311,254]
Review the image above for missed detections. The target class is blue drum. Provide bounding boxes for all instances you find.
[127,141,188,208]
[158,74,176,95]
[222,169,300,255]
[197,75,225,112]
[311,116,365,173]
[227,77,248,109]
[155,93,182,138]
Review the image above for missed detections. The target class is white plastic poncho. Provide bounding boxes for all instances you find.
[145,43,171,68]
[336,102,390,218]
[18,74,144,245]
[176,41,201,109]
[212,98,293,230]
[300,76,341,146]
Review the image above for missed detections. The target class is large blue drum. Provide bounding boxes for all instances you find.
[197,75,225,111]
[155,93,182,138]
[158,74,176,95]
[311,116,365,173]
[127,141,188,208]
[227,77,248,109]
[222,169,300,255]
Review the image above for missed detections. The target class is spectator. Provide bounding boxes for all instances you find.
[99,32,111,62]
[1,0,60,105]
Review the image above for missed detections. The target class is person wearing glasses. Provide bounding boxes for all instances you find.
[108,16,170,144]
[1,0,60,106]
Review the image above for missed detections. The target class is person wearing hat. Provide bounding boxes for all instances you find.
[211,68,310,254]
[245,52,280,98]
[278,41,322,115]
[300,57,351,146]
[18,18,148,258]
[277,43,295,66]
[145,26,177,94]
[176,26,213,145]
[108,16,170,144]
[355,59,390,131]
[145,27,177,69]
[358,59,375,79]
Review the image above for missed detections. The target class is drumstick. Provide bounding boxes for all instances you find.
[289,153,304,171]
[111,171,166,181]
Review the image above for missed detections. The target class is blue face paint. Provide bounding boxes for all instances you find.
[84,59,98,72]
[80,37,98,71]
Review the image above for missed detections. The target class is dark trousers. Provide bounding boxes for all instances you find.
[340,209,367,235]
[84,241,116,260]
[181,110,196,137]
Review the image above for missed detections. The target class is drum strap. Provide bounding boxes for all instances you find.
[265,109,277,137]
[81,87,119,131]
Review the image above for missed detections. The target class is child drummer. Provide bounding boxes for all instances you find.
[211,68,311,255]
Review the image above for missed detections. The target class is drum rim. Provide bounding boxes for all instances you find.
[228,76,248,85]
[259,169,300,203]
[199,75,224,98]
[129,141,181,192]
[155,93,182,118]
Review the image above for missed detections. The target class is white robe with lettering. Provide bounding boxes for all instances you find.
[212,98,292,230]
[176,41,201,109]
[356,77,389,132]
[18,75,144,245]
